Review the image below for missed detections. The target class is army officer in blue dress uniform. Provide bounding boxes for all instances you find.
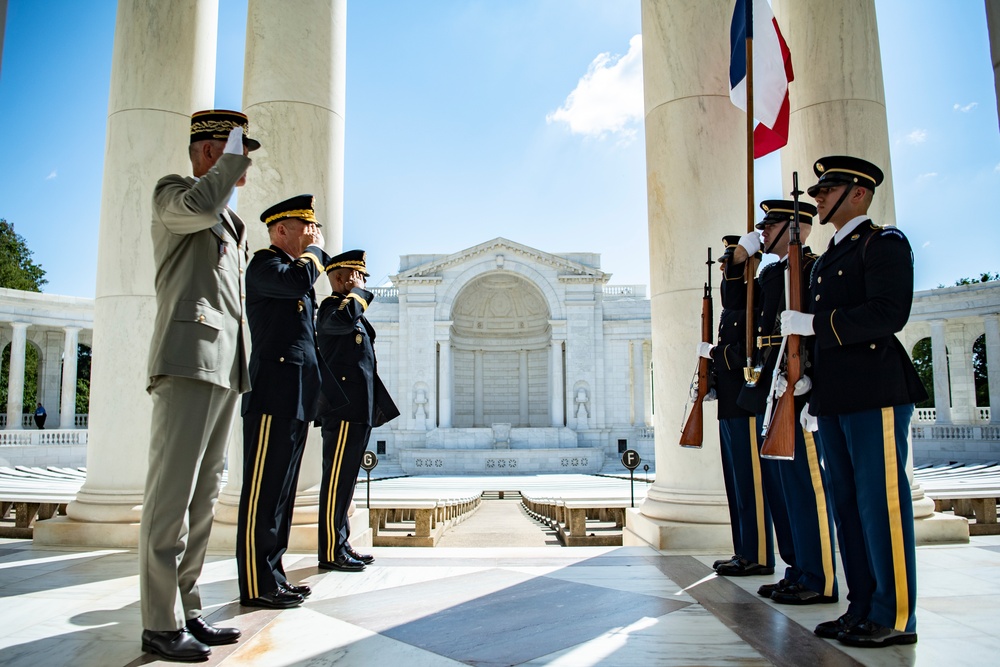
[237,195,339,609]
[316,250,400,571]
[781,156,927,647]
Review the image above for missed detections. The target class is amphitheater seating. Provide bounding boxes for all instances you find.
[915,462,1000,535]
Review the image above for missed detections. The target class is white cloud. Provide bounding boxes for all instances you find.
[994,162,1000,173]
[546,34,643,142]
[905,130,928,145]
[45,171,57,180]
[922,241,931,248]
[953,102,978,112]
[916,172,937,183]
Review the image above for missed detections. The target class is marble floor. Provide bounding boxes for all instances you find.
[0,536,998,666]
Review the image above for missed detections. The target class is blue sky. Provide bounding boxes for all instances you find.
[0,0,997,297]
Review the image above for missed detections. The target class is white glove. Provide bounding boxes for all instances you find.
[775,374,812,397]
[780,310,815,336]
[738,231,761,256]
[704,388,717,402]
[224,126,244,155]
[696,342,715,359]
[799,402,818,432]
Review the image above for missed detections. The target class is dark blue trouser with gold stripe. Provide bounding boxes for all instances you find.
[775,424,838,598]
[818,405,917,632]
[318,419,371,563]
[720,416,773,567]
[237,414,308,601]
[756,415,798,581]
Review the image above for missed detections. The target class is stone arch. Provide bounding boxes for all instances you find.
[973,333,989,409]
[435,256,565,323]
[910,336,945,410]
[449,272,552,428]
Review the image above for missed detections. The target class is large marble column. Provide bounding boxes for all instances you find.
[930,319,952,424]
[550,338,564,427]
[518,350,529,426]
[222,0,348,525]
[438,338,453,428]
[40,332,62,423]
[985,314,1000,424]
[60,327,80,429]
[626,0,736,549]
[5,322,27,430]
[946,324,978,423]
[41,0,218,541]
[988,0,1000,133]
[240,0,346,251]
[773,0,896,249]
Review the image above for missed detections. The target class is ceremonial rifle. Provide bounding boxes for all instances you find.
[760,172,804,460]
[680,247,714,448]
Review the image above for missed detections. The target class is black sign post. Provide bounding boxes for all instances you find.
[360,451,379,509]
[643,463,650,485]
[621,449,641,508]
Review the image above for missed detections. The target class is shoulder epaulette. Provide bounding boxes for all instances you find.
[254,247,277,255]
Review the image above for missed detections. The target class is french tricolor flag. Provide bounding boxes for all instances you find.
[729,0,793,158]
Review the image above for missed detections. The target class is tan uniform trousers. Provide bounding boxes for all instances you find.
[139,375,239,631]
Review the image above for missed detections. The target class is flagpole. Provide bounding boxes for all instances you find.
[743,0,761,385]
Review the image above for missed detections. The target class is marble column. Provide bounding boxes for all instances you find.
[53,0,219,534]
[985,314,1000,424]
[773,0,896,249]
[6,322,27,430]
[642,340,653,426]
[59,328,80,429]
[630,339,645,426]
[474,350,484,426]
[946,324,978,423]
[438,339,453,428]
[519,350,529,426]
[930,319,952,424]
[550,339,564,427]
[628,0,733,549]
[240,0,346,253]
[226,0,348,523]
[988,0,1000,134]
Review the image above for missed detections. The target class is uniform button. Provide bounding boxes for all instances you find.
[341,376,347,381]
[815,295,821,301]
[838,270,843,276]
[758,327,762,332]
[818,277,822,283]
[869,343,876,350]
[279,356,285,362]
[197,315,205,322]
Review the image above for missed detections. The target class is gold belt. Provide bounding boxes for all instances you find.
[757,334,782,348]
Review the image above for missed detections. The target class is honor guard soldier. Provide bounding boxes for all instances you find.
[141,110,257,661]
[736,200,838,605]
[316,250,400,571]
[781,156,927,647]
[698,237,774,577]
[237,195,337,610]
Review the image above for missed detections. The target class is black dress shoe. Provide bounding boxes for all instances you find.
[713,555,738,570]
[757,578,789,598]
[318,553,366,572]
[185,616,241,646]
[345,545,375,564]
[715,557,774,577]
[838,620,917,648]
[141,629,211,662]
[814,612,863,639]
[769,582,838,605]
[280,581,312,598]
[240,588,304,609]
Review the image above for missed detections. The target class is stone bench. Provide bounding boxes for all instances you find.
[522,494,629,546]
[0,466,83,538]
[364,494,482,547]
[917,463,1000,536]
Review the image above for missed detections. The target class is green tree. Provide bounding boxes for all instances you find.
[910,338,937,409]
[75,345,92,416]
[973,334,988,407]
[0,218,47,291]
